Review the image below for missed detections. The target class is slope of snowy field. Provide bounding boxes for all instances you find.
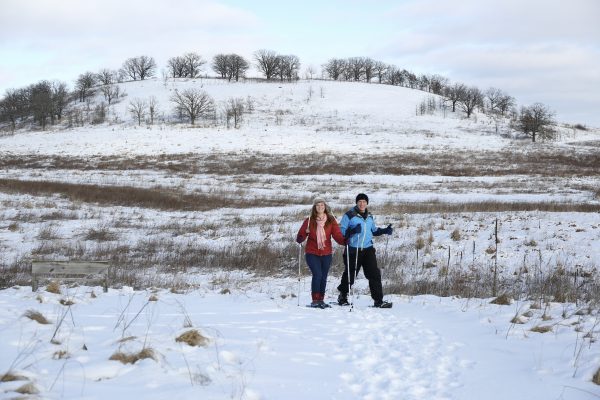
[0,280,598,400]
[1,78,597,157]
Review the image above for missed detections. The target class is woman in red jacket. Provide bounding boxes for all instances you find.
[296,197,346,308]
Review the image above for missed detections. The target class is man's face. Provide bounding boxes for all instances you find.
[356,199,367,212]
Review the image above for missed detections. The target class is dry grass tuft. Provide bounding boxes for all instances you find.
[116,336,137,343]
[109,348,156,364]
[593,367,600,385]
[85,227,118,242]
[510,315,526,324]
[450,228,461,241]
[148,294,159,301]
[542,313,552,321]
[0,372,28,382]
[175,329,209,347]
[52,350,70,360]
[59,298,75,306]
[220,288,231,295]
[23,309,51,324]
[15,382,39,395]
[46,281,61,294]
[530,325,553,333]
[490,294,512,305]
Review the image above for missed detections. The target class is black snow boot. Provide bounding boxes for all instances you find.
[373,300,393,308]
[337,293,350,306]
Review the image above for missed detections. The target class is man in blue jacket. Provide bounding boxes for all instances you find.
[337,193,393,308]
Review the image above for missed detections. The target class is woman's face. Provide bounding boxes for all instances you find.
[315,202,326,214]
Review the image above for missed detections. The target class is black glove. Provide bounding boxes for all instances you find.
[345,223,362,238]
[374,224,393,237]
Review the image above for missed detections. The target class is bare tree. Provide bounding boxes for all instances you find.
[75,72,96,102]
[305,65,316,80]
[182,52,205,78]
[96,69,118,85]
[212,54,229,79]
[457,86,483,118]
[404,70,418,89]
[50,81,69,123]
[498,94,516,116]
[147,96,158,125]
[254,49,280,80]
[100,84,121,105]
[128,98,147,126]
[323,58,345,81]
[444,83,466,112]
[29,81,53,129]
[121,55,156,81]
[224,97,245,128]
[170,88,214,125]
[214,54,249,81]
[428,74,448,95]
[167,56,187,78]
[0,88,29,131]
[227,54,249,82]
[277,54,300,82]
[363,58,375,82]
[516,103,555,142]
[418,74,430,91]
[485,87,505,114]
[373,61,387,83]
[348,57,366,81]
[385,65,401,85]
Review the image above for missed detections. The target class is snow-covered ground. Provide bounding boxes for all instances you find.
[1,77,599,398]
[0,280,598,400]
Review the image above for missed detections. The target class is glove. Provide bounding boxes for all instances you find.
[383,224,393,235]
[374,224,393,237]
[345,223,362,238]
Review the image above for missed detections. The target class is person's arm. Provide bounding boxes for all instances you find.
[373,219,393,236]
[331,219,346,245]
[296,218,309,243]
[340,213,349,237]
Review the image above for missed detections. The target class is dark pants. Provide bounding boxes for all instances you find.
[305,253,333,295]
[337,246,383,303]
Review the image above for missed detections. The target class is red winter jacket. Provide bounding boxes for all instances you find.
[296,217,346,256]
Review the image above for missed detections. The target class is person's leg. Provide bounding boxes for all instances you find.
[305,253,322,303]
[337,248,357,295]
[361,248,383,303]
[319,254,333,301]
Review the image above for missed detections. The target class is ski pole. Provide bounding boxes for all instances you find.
[346,244,352,311]
[297,243,302,306]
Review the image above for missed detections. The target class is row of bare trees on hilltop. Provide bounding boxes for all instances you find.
[1,50,560,141]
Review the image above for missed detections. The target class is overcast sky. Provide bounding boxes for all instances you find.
[1,0,599,126]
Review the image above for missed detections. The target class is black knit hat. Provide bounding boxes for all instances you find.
[355,193,369,204]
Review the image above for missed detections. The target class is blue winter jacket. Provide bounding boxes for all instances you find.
[340,206,385,249]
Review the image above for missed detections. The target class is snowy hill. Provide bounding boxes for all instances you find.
[2,78,598,157]
[0,77,599,399]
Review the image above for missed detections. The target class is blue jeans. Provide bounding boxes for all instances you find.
[305,253,333,295]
